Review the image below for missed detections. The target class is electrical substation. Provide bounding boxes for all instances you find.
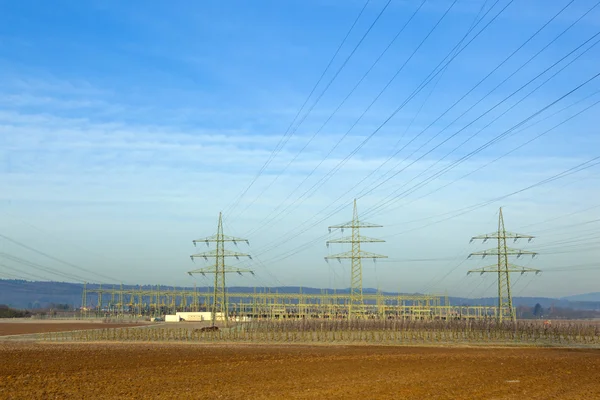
[81,202,539,323]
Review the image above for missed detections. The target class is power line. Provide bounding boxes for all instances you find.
[416,210,500,294]
[529,218,600,235]
[534,225,600,240]
[334,14,484,199]
[257,151,600,272]
[0,262,53,282]
[254,1,598,261]
[383,154,600,239]
[361,10,600,219]
[221,218,289,288]
[0,233,120,283]
[371,86,600,220]
[189,0,600,284]
[247,0,498,239]
[0,252,88,283]
[232,0,434,223]
[380,88,600,217]
[544,246,600,255]
[531,234,600,250]
[373,82,600,222]
[515,203,600,231]
[361,0,586,198]
[542,263,600,272]
[257,231,334,267]
[1,209,152,283]
[245,0,498,239]
[223,0,375,218]
[245,66,600,264]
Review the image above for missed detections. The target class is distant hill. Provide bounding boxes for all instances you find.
[447,296,575,309]
[1,280,599,311]
[0,280,84,309]
[562,292,600,302]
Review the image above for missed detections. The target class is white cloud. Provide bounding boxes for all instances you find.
[0,70,598,297]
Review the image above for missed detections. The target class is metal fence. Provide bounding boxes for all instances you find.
[39,319,600,346]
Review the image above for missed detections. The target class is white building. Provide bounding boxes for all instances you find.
[164,312,226,322]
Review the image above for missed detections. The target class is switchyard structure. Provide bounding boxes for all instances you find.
[468,208,541,323]
[81,284,502,320]
[187,212,253,326]
[325,199,387,319]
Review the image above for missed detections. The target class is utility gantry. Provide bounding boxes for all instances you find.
[325,199,387,319]
[468,207,541,323]
[188,212,253,327]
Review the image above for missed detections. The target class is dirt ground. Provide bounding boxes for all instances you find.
[0,342,598,399]
[0,322,149,336]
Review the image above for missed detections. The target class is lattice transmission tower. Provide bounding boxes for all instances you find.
[188,212,253,326]
[468,207,540,323]
[325,199,387,319]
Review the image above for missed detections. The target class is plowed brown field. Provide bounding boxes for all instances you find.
[0,322,148,336]
[0,342,598,399]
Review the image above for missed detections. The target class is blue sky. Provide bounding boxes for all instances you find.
[0,0,599,298]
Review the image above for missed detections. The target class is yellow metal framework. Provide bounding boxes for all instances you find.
[188,212,253,326]
[81,285,503,321]
[468,208,541,323]
[325,199,387,319]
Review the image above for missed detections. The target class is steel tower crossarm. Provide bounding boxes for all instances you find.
[468,248,538,258]
[190,249,253,260]
[328,222,383,230]
[326,235,385,244]
[187,266,254,276]
[468,263,541,275]
[193,234,249,246]
[470,232,535,241]
[325,250,388,260]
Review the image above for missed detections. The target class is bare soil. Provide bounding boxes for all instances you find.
[0,342,598,399]
[0,322,148,336]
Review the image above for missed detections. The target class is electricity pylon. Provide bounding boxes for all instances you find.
[325,199,387,319]
[188,212,253,326]
[467,207,540,323]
